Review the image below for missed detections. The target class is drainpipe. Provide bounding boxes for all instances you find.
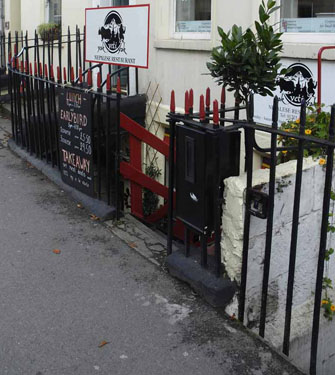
[317,46,335,112]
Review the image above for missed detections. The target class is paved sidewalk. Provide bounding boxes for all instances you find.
[0,114,302,375]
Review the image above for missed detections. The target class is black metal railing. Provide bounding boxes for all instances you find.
[7,28,141,220]
[167,89,335,375]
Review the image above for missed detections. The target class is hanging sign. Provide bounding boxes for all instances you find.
[58,88,94,197]
[85,4,150,69]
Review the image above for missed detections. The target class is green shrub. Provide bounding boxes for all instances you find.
[207,0,286,104]
[37,23,61,41]
[278,104,330,163]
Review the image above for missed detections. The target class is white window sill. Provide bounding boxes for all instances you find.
[153,39,212,52]
[282,42,335,60]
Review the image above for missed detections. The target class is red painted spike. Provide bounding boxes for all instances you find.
[14,44,17,55]
[24,61,28,74]
[170,90,175,113]
[16,58,19,71]
[97,72,101,89]
[79,67,83,84]
[44,64,48,79]
[106,73,111,91]
[221,86,226,105]
[8,52,11,64]
[189,89,194,109]
[213,100,219,125]
[87,70,92,87]
[63,67,67,82]
[50,65,54,80]
[20,61,24,73]
[185,90,189,115]
[20,82,24,94]
[34,61,38,76]
[39,62,42,77]
[57,66,61,82]
[199,95,205,121]
[206,87,210,108]
[70,66,74,82]
[29,63,33,76]
[117,76,121,94]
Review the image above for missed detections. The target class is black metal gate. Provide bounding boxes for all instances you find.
[167,88,335,375]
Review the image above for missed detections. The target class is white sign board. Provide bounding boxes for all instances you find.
[254,58,335,126]
[85,5,150,69]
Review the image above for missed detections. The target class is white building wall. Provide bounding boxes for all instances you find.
[222,158,335,374]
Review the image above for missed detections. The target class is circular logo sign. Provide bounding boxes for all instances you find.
[98,10,126,54]
[276,63,317,107]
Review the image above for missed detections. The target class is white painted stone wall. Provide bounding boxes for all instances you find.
[222,158,335,374]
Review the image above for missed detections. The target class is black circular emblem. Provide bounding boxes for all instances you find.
[98,10,126,54]
[276,63,317,107]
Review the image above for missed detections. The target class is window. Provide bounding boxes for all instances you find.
[49,0,62,25]
[174,0,211,37]
[281,0,335,33]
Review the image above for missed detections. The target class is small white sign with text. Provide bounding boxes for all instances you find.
[85,4,150,69]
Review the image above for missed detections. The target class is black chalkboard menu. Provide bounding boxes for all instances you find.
[58,88,94,197]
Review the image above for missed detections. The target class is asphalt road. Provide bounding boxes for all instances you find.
[0,116,302,375]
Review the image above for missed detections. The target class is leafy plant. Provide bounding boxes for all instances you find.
[143,161,161,217]
[37,23,61,41]
[278,104,331,163]
[207,0,285,104]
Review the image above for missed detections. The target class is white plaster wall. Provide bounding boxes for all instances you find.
[222,159,335,374]
[20,0,44,37]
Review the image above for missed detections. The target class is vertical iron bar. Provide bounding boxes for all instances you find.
[135,68,139,95]
[8,59,15,138]
[201,234,208,268]
[51,31,54,66]
[238,126,255,322]
[42,37,45,76]
[96,90,102,200]
[30,71,38,157]
[46,76,54,167]
[75,25,79,77]
[283,102,306,355]
[36,32,40,68]
[127,67,130,96]
[83,26,86,73]
[39,73,48,162]
[234,98,240,120]
[214,134,223,277]
[13,68,18,142]
[47,35,51,76]
[67,27,71,80]
[35,68,43,159]
[25,32,29,67]
[17,76,23,148]
[167,117,176,255]
[310,105,335,375]
[184,227,190,257]
[51,80,60,169]
[259,97,279,338]
[58,31,62,75]
[78,27,82,73]
[106,87,112,205]
[115,88,121,220]
[26,66,33,155]
[22,77,29,149]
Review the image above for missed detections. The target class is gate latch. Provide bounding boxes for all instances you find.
[247,189,269,219]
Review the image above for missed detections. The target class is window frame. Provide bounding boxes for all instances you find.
[45,0,62,25]
[279,0,335,44]
[171,0,212,40]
